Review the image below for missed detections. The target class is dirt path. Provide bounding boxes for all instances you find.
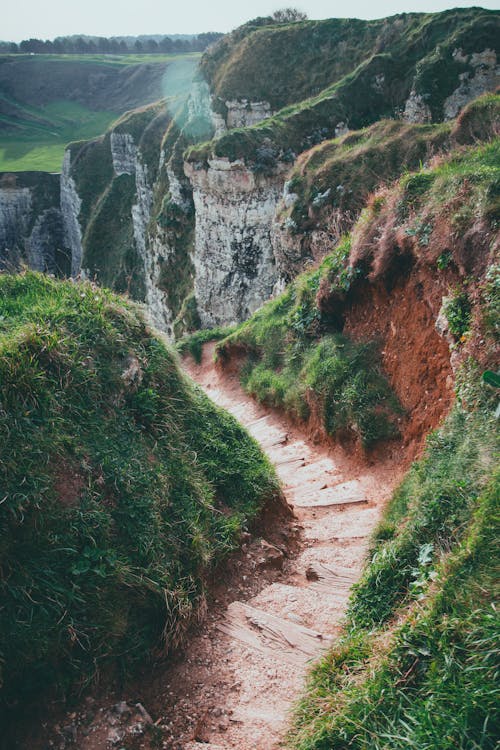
[17,343,401,750]
[177,343,400,750]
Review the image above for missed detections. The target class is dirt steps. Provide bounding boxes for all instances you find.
[217,601,328,665]
[179,344,398,749]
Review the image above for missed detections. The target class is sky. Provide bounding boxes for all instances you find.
[3,0,499,41]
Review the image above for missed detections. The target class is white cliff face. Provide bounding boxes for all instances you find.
[0,186,32,268]
[28,209,66,274]
[61,150,84,277]
[132,156,174,333]
[225,99,274,128]
[185,157,284,327]
[444,49,500,120]
[403,92,432,124]
[110,132,138,175]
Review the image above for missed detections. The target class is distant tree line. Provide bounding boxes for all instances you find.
[0,33,223,55]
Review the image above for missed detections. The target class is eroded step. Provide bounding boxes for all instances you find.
[217,601,329,666]
[290,477,371,505]
[306,562,358,595]
[294,493,367,509]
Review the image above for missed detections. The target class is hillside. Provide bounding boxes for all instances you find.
[0,10,499,748]
[0,272,284,733]
[0,53,199,171]
[16,7,494,337]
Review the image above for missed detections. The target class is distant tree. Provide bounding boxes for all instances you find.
[134,40,144,53]
[145,39,159,53]
[272,7,308,23]
[73,37,89,54]
[159,36,174,53]
[20,38,47,53]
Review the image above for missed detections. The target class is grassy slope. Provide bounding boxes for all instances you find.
[281,93,499,239]
[188,9,499,166]
[0,53,198,171]
[215,238,402,449]
[290,393,499,749]
[0,272,281,711]
[0,102,120,172]
[213,134,499,450]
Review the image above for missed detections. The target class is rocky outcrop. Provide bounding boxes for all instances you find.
[0,182,31,269]
[185,158,284,327]
[404,48,500,123]
[29,208,67,274]
[110,133,138,176]
[444,48,500,120]
[403,92,432,124]
[189,80,226,137]
[225,99,274,128]
[0,172,69,274]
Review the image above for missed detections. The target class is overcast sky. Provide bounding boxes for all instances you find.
[4,0,499,41]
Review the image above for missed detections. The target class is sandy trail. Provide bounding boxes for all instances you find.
[177,343,400,750]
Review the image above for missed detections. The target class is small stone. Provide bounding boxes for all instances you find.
[112,701,132,718]
[107,728,124,745]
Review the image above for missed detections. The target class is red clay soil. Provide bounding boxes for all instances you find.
[343,271,455,456]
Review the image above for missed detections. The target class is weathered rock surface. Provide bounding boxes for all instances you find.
[186,158,284,327]
[225,99,274,128]
[60,150,84,277]
[404,47,500,123]
[444,48,500,119]
[0,172,70,274]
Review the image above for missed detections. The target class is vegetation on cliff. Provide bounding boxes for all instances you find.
[188,8,499,168]
[290,387,499,749]
[277,93,500,257]
[68,101,170,299]
[0,272,281,712]
[213,134,499,453]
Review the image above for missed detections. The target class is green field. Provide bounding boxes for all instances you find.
[0,53,200,172]
[0,101,120,171]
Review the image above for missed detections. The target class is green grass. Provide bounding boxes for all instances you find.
[0,271,281,716]
[274,118,452,244]
[189,9,499,168]
[0,53,200,172]
[289,382,499,750]
[176,325,237,363]
[216,239,401,449]
[0,102,119,172]
[1,52,200,66]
